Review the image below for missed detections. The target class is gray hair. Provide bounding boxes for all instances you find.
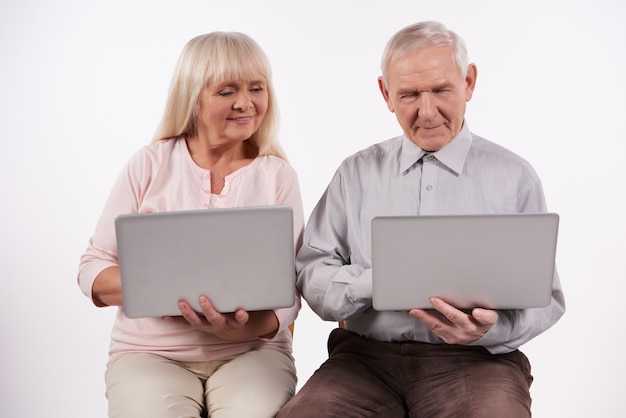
[380,21,469,83]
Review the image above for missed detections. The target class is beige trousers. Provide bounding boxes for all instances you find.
[105,347,296,418]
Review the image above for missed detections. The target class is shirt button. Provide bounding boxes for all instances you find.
[426,185,433,191]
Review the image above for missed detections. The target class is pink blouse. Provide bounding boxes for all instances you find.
[78,138,304,361]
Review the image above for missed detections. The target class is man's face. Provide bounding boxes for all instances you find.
[379,46,477,151]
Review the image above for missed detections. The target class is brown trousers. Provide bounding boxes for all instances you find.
[278,328,533,418]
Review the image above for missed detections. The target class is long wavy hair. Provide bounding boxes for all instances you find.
[153,32,286,160]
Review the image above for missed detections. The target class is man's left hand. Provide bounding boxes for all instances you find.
[408,297,498,344]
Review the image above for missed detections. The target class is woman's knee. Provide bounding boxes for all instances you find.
[206,347,296,417]
[105,353,204,418]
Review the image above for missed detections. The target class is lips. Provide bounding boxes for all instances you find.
[227,116,254,121]
[420,123,442,130]
[226,115,256,126]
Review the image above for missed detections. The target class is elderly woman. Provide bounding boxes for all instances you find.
[78,32,303,418]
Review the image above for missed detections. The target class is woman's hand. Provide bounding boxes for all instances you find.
[164,295,279,340]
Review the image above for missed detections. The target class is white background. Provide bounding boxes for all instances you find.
[1,1,624,417]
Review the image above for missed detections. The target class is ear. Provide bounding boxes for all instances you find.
[464,64,478,102]
[378,76,395,113]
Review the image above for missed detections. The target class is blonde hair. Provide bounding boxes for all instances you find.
[153,32,286,159]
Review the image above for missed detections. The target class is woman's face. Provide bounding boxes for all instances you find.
[195,78,268,146]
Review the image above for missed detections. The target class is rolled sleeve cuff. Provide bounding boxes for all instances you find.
[467,314,515,354]
[350,268,373,302]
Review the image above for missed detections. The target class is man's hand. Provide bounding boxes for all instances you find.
[408,297,498,344]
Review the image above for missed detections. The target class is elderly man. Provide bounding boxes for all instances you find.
[279,21,565,417]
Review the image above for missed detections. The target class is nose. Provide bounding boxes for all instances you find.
[233,91,253,111]
[417,93,438,119]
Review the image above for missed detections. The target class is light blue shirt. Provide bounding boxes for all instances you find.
[296,122,565,354]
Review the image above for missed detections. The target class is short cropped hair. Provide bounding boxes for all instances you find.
[153,32,285,160]
[380,21,469,83]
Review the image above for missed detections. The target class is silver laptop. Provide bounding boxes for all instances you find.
[115,205,296,318]
[371,213,559,311]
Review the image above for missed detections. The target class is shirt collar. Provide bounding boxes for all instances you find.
[399,121,473,175]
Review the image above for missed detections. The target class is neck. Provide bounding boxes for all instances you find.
[185,136,257,170]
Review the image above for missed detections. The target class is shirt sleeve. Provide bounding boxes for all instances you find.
[471,268,566,354]
[76,150,147,303]
[296,169,373,322]
[470,169,566,353]
[267,162,305,335]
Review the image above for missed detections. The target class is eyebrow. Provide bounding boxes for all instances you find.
[396,81,455,95]
[215,79,266,88]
